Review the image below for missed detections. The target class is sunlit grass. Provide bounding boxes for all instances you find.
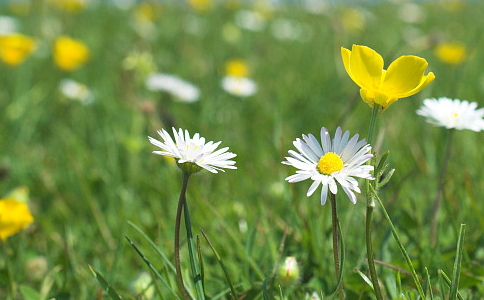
[1,0,484,299]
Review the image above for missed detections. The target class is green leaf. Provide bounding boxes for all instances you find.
[19,285,41,300]
[125,236,181,300]
[262,278,271,300]
[355,269,373,290]
[88,265,123,300]
[449,224,466,300]
[201,229,237,299]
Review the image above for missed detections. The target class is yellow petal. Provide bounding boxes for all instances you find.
[347,45,384,91]
[380,55,429,97]
[400,72,435,98]
[360,89,376,106]
[0,198,34,240]
[341,47,354,80]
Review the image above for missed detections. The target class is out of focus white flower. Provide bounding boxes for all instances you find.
[112,0,136,10]
[0,16,18,35]
[130,272,155,299]
[305,292,322,300]
[417,97,484,131]
[182,15,208,36]
[234,9,266,31]
[221,76,257,97]
[302,0,329,14]
[146,73,200,103]
[270,18,303,41]
[59,79,94,105]
[398,3,426,24]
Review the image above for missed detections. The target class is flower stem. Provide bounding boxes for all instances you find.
[1,241,16,299]
[365,203,383,299]
[430,129,454,246]
[371,185,426,300]
[365,104,383,300]
[330,193,345,300]
[174,171,191,300]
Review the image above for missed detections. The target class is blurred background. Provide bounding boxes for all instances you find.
[1,0,484,299]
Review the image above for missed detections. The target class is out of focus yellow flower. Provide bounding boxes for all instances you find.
[225,0,242,11]
[341,7,366,33]
[0,198,34,241]
[54,36,89,71]
[440,0,466,11]
[434,42,467,65]
[0,33,36,66]
[7,0,32,15]
[49,0,89,13]
[187,0,213,13]
[341,44,435,109]
[134,1,162,23]
[225,59,249,77]
[252,0,274,19]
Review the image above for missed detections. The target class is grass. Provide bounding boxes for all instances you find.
[1,0,484,299]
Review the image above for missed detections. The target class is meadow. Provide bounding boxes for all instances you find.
[1,0,484,299]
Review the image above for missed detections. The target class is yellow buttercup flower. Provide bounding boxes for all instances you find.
[341,44,435,109]
[0,198,34,241]
[434,42,467,65]
[341,7,366,33]
[134,1,162,23]
[54,36,89,71]
[225,59,249,77]
[0,33,36,66]
[49,0,89,13]
[187,0,213,13]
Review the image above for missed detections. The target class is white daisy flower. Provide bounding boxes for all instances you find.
[221,76,257,97]
[149,128,237,174]
[417,97,484,131]
[146,73,200,103]
[234,10,266,32]
[283,127,374,205]
[59,79,94,105]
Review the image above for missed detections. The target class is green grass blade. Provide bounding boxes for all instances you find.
[449,224,466,300]
[354,269,373,290]
[438,270,465,300]
[128,221,176,273]
[197,234,206,295]
[125,236,181,300]
[262,278,270,300]
[371,185,426,300]
[200,229,238,300]
[425,268,434,300]
[88,265,123,300]
[183,202,205,300]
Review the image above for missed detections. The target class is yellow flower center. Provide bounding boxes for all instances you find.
[317,152,344,175]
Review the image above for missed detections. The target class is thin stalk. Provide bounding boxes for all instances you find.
[330,193,345,300]
[365,204,383,299]
[365,104,383,300]
[371,185,426,300]
[174,171,191,300]
[430,129,454,246]
[183,200,206,300]
[1,241,15,300]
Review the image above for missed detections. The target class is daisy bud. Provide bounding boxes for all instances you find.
[277,256,300,287]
